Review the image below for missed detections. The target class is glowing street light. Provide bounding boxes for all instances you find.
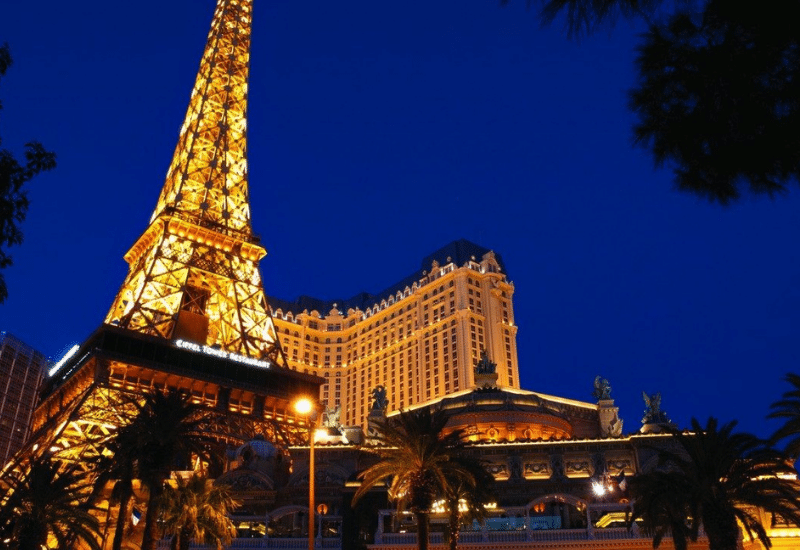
[295,397,314,416]
[294,397,317,550]
[591,480,607,497]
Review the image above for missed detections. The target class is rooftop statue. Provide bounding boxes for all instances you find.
[322,405,341,429]
[593,376,612,400]
[475,349,497,374]
[371,385,389,412]
[642,391,670,425]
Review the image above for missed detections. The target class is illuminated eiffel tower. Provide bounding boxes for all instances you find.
[26,0,319,471]
[107,0,275,357]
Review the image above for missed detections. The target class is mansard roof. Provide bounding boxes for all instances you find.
[268,239,505,315]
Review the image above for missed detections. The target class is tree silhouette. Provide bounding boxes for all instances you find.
[768,373,800,458]
[530,0,662,37]
[505,1,800,204]
[0,43,56,303]
[630,1,800,204]
[93,390,219,550]
[0,452,101,550]
[628,417,800,550]
[353,408,489,550]
[157,473,239,550]
[442,455,494,550]
[90,397,146,550]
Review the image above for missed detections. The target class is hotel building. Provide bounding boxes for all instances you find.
[13,0,800,547]
[268,239,519,428]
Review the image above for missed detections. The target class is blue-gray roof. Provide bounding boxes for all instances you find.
[268,239,505,316]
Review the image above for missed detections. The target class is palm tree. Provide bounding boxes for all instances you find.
[0,452,102,550]
[627,467,696,550]
[442,456,494,550]
[353,408,486,550]
[91,415,141,550]
[629,417,800,550]
[96,389,219,550]
[157,473,239,550]
[769,372,800,457]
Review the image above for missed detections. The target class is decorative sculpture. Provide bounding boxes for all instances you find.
[322,405,341,429]
[593,376,612,400]
[642,391,670,425]
[595,376,622,436]
[475,349,497,374]
[371,385,389,412]
[605,412,623,437]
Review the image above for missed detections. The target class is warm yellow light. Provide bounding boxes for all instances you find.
[294,397,314,415]
[431,499,497,514]
[592,480,607,496]
[769,527,800,538]
[594,511,628,528]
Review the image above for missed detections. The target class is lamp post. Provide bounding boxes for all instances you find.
[294,397,317,550]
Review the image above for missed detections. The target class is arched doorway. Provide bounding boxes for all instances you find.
[524,494,588,530]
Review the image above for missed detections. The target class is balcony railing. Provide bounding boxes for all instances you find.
[376,527,641,545]
[156,537,342,549]
[156,525,710,549]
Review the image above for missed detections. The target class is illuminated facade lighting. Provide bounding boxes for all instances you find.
[48,344,79,377]
[104,0,283,365]
[269,241,520,429]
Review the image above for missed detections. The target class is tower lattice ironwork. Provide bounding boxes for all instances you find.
[21,0,319,490]
[105,0,282,362]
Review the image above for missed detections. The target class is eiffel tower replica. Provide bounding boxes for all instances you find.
[26,0,320,471]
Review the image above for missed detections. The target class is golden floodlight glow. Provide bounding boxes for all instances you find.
[294,398,314,416]
[102,0,285,366]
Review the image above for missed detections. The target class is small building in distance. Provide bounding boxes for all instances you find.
[0,332,48,465]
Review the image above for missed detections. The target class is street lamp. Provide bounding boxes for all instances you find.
[294,397,317,550]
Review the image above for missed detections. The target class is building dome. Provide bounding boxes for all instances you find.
[237,436,278,460]
[433,387,600,442]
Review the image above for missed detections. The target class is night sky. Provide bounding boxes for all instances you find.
[1,0,798,439]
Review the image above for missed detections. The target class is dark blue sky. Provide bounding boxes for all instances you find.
[1,0,798,439]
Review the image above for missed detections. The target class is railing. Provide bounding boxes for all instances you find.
[156,537,341,549]
[154,526,673,549]
[591,527,638,540]
[375,526,651,545]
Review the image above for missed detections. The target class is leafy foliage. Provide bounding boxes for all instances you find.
[0,452,101,550]
[768,373,800,458]
[630,1,800,203]
[354,408,492,550]
[0,43,56,303]
[90,394,146,550]
[629,417,800,550]
[536,0,662,37]
[96,390,220,550]
[157,473,239,550]
[442,455,494,550]
[504,1,800,203]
